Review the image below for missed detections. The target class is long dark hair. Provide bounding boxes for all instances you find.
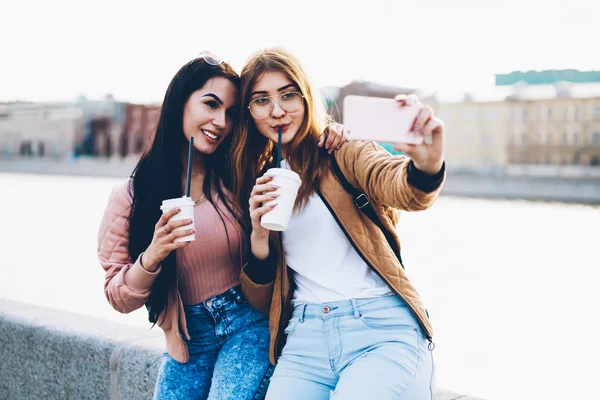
[127,58,245,325]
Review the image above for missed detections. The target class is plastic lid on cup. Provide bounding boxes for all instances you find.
[160,196,194,211]
[265,168,301,185]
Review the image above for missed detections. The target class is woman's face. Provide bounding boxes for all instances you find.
[248,71,305,146]
[182,76,238,155]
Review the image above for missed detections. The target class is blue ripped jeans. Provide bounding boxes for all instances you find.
[153,285,272,400]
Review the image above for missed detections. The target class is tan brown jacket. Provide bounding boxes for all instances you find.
[240,141,445,364]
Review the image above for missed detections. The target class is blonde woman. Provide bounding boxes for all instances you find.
[232,48,445,399]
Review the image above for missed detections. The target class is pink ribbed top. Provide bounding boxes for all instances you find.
[176,195,244,305]
[98,180,245,309]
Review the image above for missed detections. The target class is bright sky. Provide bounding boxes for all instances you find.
[1,0,598,103]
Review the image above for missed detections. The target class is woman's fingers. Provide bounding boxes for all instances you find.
[255,175,274,186]
[317,127,328,147]
[413,106,433,134]
[394,94,407,103]
[324,125,338,151]
[250,203,278,222]
[164,240,192,252]
[252,193,280,205]
[422,117,443,145]
[395,93,419,107]
[251,175,277,197]
[160,218,193,235]
[340,124,349,145]
[249,175,280,224]
[252,183,280,195]
[250,183,280,205]
[164,227,196,243]
[329,124,345,151]
[156,207,181,229]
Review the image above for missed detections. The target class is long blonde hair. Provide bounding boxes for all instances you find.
[230,47,332,212]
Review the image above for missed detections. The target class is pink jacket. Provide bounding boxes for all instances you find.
[97,180,191,363]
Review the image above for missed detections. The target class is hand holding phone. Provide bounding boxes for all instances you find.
[343,95,424,145]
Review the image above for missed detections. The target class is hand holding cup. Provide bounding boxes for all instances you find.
[142,207,195,271]
[249,175,281,238]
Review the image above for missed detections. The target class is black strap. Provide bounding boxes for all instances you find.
[330,158,404,267]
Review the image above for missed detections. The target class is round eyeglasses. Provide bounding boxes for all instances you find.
[248,92,304,120]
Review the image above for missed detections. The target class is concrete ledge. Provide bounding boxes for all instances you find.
[0,298,163,400]
[0,298,484,399]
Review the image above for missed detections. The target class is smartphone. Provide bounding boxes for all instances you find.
[343,95,423,145]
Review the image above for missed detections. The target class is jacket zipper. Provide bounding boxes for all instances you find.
[316,189,433,341]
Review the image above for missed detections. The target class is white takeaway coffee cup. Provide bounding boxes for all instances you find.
[260,168,302,231]
[160,196,195,242]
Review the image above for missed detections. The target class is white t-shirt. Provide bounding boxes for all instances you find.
[281,161,392,304]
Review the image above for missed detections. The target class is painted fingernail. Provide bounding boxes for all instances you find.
[187,219,193,224]
[269,184,281,189]
[176,207,181,212]
[190,229,196,234]
[271,194,281,198]
[269,203,278,208]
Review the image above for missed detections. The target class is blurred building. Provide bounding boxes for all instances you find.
[0,102,83,159]
[438,81,600,174]
[76,96,160,158]
[122,104,160,157]
[0,96,161,160]
[75,95,125,158]
[437,98,510,174]
[505,84,600,167]
[498,70,600,168]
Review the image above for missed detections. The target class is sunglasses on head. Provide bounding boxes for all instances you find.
[187,50,225,68]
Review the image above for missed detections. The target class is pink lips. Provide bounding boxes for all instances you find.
[272,123,290,133]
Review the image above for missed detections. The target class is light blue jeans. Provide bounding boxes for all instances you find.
[153,285,273,400]
[266,295,436,400]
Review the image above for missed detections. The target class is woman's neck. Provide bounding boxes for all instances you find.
[183,150,207,198]
[191,153,206,178]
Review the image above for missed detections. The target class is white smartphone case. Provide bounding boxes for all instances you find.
[343,95,423,145]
